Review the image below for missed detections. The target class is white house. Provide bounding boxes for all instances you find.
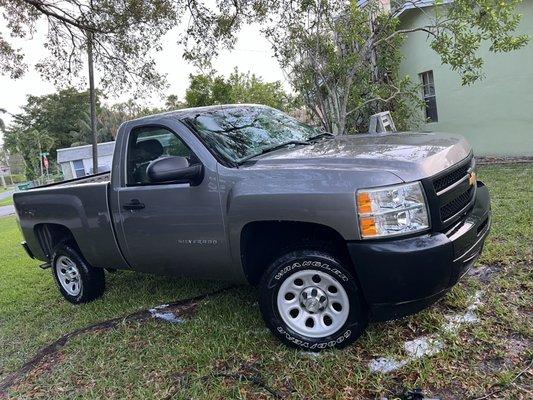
[57,141,115,179]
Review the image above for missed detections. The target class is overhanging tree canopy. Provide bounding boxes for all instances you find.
[1,0,528,140]
[179,0,528,133]
[0,0,178,171]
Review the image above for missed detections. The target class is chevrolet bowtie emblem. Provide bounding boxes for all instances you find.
[469,171,477,186]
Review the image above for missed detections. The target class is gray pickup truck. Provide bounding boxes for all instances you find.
[14,105,491,351]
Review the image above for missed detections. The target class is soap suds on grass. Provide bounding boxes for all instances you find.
[368,358,408,373]
[369,291,483,373]
[369,335,444,373]
[443,290,482,332]
[149,304,186,324]
[150,311,185,324]
[404,335,444,358]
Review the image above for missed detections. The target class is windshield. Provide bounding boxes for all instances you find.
[184,106,324,164]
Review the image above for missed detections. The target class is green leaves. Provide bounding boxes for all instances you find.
[184,69,292,111]
[429,0,528,85]
[1,88,137,178]
[263,0,414,133]
[0,34,26,79]
[1,0,528,137]
[260,0,528,132]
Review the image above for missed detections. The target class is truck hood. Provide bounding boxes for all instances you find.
[243,132,472,182]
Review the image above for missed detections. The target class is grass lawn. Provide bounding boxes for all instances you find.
[0,196,13,207]
[0,164,531,399]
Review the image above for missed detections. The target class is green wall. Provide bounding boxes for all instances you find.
[399,1,533,156]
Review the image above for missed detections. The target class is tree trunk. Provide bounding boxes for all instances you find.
[369,6,379,84]
[87,32,98,175]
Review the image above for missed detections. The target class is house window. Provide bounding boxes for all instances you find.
[420,70,438,122]
[72,160,86,178]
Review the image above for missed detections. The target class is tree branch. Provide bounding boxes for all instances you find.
[346,84,404,116]
[371,25,437,49]
[20,0,111,33]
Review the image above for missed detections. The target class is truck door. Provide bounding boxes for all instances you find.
[110,122,231,280]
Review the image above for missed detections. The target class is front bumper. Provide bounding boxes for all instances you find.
[347,181,491,322]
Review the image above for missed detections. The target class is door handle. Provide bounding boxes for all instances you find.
[123,199,145,210]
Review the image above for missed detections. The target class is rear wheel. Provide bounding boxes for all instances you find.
[52,242,105,304]
[259,249,367,351]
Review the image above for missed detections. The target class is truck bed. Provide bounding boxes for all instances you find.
[32,171,111,190]
[13,173,127,270]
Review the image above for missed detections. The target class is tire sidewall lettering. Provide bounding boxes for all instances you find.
[273,259,349,283]
[276,325,352,349]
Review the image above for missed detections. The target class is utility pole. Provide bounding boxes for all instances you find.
[0,170,6,189]
[87,31,98,174]
[38,137,43,184]
[0,149,7,189]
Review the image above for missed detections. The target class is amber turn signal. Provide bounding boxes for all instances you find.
[360,217,378,237]
[357,192,373,214]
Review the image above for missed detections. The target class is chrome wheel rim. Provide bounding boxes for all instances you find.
[276,269,349,338]
[55,255,82,296]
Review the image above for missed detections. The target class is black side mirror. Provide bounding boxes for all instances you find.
[146,156,204,185]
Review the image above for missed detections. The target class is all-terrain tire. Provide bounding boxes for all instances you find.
[51,242,105,304]
[259,249,367,351]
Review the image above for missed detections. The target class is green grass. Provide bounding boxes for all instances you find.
[0,164,531,399]
[0,196,13,206]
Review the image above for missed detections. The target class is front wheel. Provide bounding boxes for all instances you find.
[52,242,105,304]
[259,250,367,351]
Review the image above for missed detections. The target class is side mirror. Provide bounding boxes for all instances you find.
[146,156,204,185]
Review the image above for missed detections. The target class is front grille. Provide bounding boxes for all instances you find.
[433,163,470,193]
[424,155,476,231]
[440,187,474,222]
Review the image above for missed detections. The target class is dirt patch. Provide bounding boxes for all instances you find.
[471,359,532,400]
[504,337,532,366]
[467,264,500,283]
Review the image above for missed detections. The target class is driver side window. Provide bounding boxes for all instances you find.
[127,126,197,185]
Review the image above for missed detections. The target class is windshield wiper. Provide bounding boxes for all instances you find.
[306,132,334,142]
[238,140,310,165]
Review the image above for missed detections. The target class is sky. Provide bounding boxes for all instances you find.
[0,18,286,141]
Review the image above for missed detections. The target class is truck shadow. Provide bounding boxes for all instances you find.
[103,269,250,305]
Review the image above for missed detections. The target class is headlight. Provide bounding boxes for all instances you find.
[356,182,429,239]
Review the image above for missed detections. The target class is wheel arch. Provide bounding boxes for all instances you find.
[240,220,357,285]
[34,223,81,261]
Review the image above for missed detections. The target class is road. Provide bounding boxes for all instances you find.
[0,189,14,201]
[0,205,15,218]
[0,190,15,218]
